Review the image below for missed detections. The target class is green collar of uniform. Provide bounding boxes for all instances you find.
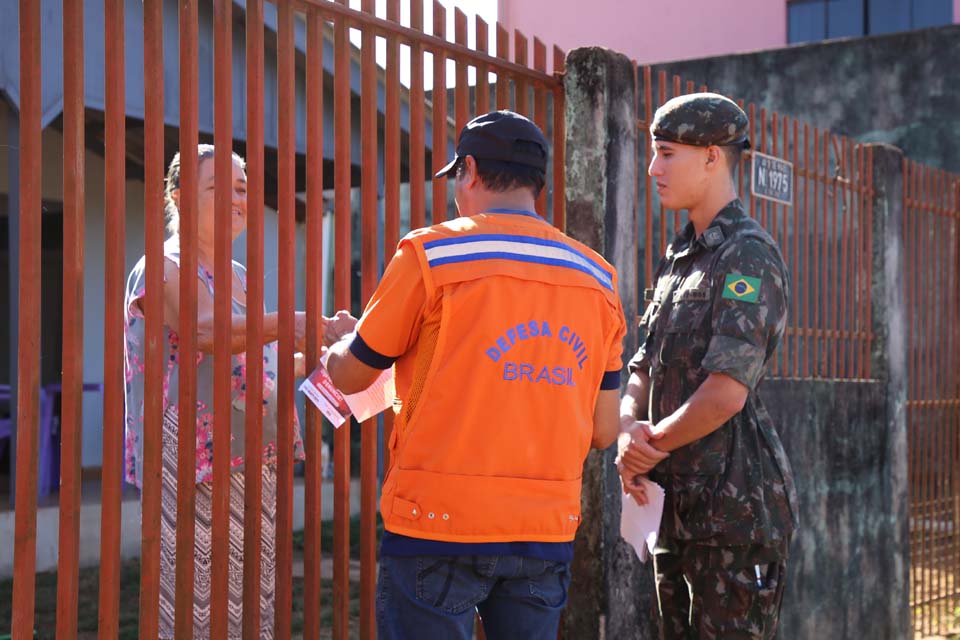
[667,199,746,258]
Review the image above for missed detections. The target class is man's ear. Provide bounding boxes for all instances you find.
[462,155,479,186]
[705,145,721,170]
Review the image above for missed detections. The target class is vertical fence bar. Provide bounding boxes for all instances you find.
[925,163,935,632]
[780,115,789,377]
[769,113,780,374]
[951,178,960,630]
[496,24,510,110]
[822,131,831,378]
[643,66,652,285]
[211,1,234,636]
[812,128,822,377]
[303,7,324,639]
[737,99,747,213]
[138,0,164,636]
[935,169,947,631]
[514,31,528,116]
[454,8,469,132]
[949,173,959,632]
[853,142,863,377]
[383,0,401,468]
[410,0,426,231]
[333,3,352,636]
[865,146,873,377]
[98,0,126,635]
[748,103,757,221]
[855,141,864,376]
[631,62,640,308]
[533,38,548,216]
[432,1,447,225]
[657,71,667,256]
[837,139,850,380]
[920,163,932,634]
[243,1,266,637]
[476,18,490,115]
[11,0,41,635]
[671,75,681,234]
[851,143,859,377]
[360,1,379,637]
[905,158,916,624]
[802,123,810,379]
[791,118,799,378]
[552,47,566,231]
[915,161,924,631]
[56,0,85,636]
[830,136,840,379]
[770,113,779,245]
[953,179,960,630]
[860,147,872,379]
[276,2,297,636]
[910,160,923,633]
[175,0,200,635]
[759,108,768,229]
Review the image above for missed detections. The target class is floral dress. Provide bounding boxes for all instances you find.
[123,236,305,639]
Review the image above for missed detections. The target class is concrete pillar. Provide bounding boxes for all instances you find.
[867,143,911,639]
[562,47,658,639]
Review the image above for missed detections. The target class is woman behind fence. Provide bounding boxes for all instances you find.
[122,144,356,639]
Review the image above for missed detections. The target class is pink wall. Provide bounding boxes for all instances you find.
[498,0,787,70]
[955,0,960,23]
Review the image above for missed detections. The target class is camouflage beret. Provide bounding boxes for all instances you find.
[651,92,751,149]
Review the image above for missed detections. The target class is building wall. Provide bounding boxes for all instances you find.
[497,0,786,67]
[497,0,960,67]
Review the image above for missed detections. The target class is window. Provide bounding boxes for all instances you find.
[789,0,953,43]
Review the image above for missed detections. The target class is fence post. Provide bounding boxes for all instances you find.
[562,46,657,639]
[867,143,911,638]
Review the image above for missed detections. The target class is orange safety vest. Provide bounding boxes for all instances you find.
[379,213,624,543]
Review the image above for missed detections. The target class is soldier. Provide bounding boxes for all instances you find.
[619,93,798,639]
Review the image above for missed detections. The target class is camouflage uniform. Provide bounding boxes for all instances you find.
[628,94,798,640]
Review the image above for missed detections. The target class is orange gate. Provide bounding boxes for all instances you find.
[7,0,564,638]
[904,160,960,637]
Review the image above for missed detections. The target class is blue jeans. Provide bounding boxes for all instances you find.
[377,554,571,640]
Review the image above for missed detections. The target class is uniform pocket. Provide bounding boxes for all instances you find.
[669,472,730,538]
[527,559,571,608]
[660,300,711,367]
[415,556,490,615]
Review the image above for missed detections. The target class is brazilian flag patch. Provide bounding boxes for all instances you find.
[722,274,761,303]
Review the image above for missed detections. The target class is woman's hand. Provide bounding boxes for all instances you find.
[294,352,306,378]
[292,310,358,353]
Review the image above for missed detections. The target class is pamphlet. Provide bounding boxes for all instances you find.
[299,355,395,428]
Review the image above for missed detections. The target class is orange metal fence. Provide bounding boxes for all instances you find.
[905,160,960,637]
[635,67,875,382]
[8,0,564,638]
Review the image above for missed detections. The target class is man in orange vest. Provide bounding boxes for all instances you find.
[326,110,630,639]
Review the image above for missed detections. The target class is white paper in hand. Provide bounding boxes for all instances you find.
[299,352,396,428]
[620,477,665,563]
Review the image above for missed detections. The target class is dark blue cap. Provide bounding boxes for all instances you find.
[434,110,549,178]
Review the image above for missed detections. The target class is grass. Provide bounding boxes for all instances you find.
[293,513,383,558]
[0,516,380,639]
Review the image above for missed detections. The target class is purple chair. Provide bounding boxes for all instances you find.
[39,382,104,496]
[0,387,10,464]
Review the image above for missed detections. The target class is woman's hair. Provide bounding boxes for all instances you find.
[164,144,246,235]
